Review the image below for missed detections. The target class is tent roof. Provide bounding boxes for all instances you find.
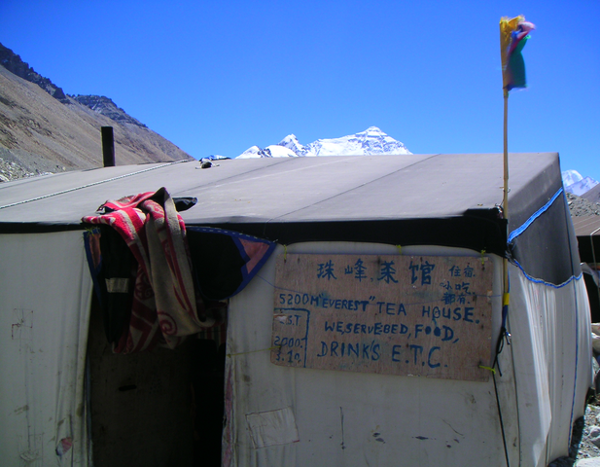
[0,152,557,227]
[572,215,600,238]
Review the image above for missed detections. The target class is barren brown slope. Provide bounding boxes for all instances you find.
[0,65,193,177]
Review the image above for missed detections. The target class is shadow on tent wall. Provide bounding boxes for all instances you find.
[86,295,225,466]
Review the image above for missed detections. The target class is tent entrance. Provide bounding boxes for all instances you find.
[87,297,225,466]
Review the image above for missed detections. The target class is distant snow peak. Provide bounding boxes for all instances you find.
[237,127,411,159]
[278,134,301,149]
[264,145,297,158]
[565,176,599,197]
[309,126,410,157]
[562,170,584,187]
[238,145,265,158]
[562,170,599,197]
[278,134,310,157]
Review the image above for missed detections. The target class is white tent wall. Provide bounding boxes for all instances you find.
[508,264,591,466]
[0,231,93,466]
[225,242,516,466]
[224,242,591,467]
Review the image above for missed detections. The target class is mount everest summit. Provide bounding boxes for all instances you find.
[237,126,411,159]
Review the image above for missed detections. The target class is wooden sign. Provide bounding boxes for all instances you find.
[271,254,494,382]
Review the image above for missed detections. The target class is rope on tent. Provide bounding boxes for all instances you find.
[493,370,511,467]
[492,315,512,467]
[493,270,512,466]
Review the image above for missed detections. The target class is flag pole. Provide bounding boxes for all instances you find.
[496,17,533,466]
[500,14,534,229]
[503,88,509,223]
[498,20,514,466]
[498,85,512,467]
[500,17,513,326]
[499,14,533,307]
[503,88,509,290]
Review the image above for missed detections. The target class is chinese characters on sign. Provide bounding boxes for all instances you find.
[271,254,494,382]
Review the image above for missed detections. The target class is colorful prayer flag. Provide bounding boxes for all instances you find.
[500,16,535,91]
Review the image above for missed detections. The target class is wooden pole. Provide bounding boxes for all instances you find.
[503,90,509,222]
[503,89,509,292]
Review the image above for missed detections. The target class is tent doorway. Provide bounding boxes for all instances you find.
[87,297,225,466]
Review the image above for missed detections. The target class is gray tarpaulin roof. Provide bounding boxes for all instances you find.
[0,153,556,225]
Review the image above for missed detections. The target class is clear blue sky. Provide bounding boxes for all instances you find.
[1,0,598,179]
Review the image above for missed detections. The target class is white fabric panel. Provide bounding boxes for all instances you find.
[509,264,592,466]
[0,232,93,466]
[225,243,520,467]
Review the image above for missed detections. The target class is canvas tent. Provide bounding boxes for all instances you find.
[0,153,592,466]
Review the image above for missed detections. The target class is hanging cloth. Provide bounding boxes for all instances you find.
[83,187,210,353]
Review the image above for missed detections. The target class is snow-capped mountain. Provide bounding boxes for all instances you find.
[237,126,411,159]
[307,126,411,156]
[562,170,584,188]
[279,134,312,157]
[562,170,599,196]
[566,176,599,196]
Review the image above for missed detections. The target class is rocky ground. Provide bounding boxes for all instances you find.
[568,192,600,217]
[548,402,600,466]
[0,156,53,181]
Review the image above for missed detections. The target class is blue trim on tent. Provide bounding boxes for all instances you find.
[512,257,582,289]
[507,187,563,243]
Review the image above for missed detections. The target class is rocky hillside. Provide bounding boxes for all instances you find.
[0,43,193,181]
[568,192,600,218]
[0,43,68,103]
[72,95,148,128]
